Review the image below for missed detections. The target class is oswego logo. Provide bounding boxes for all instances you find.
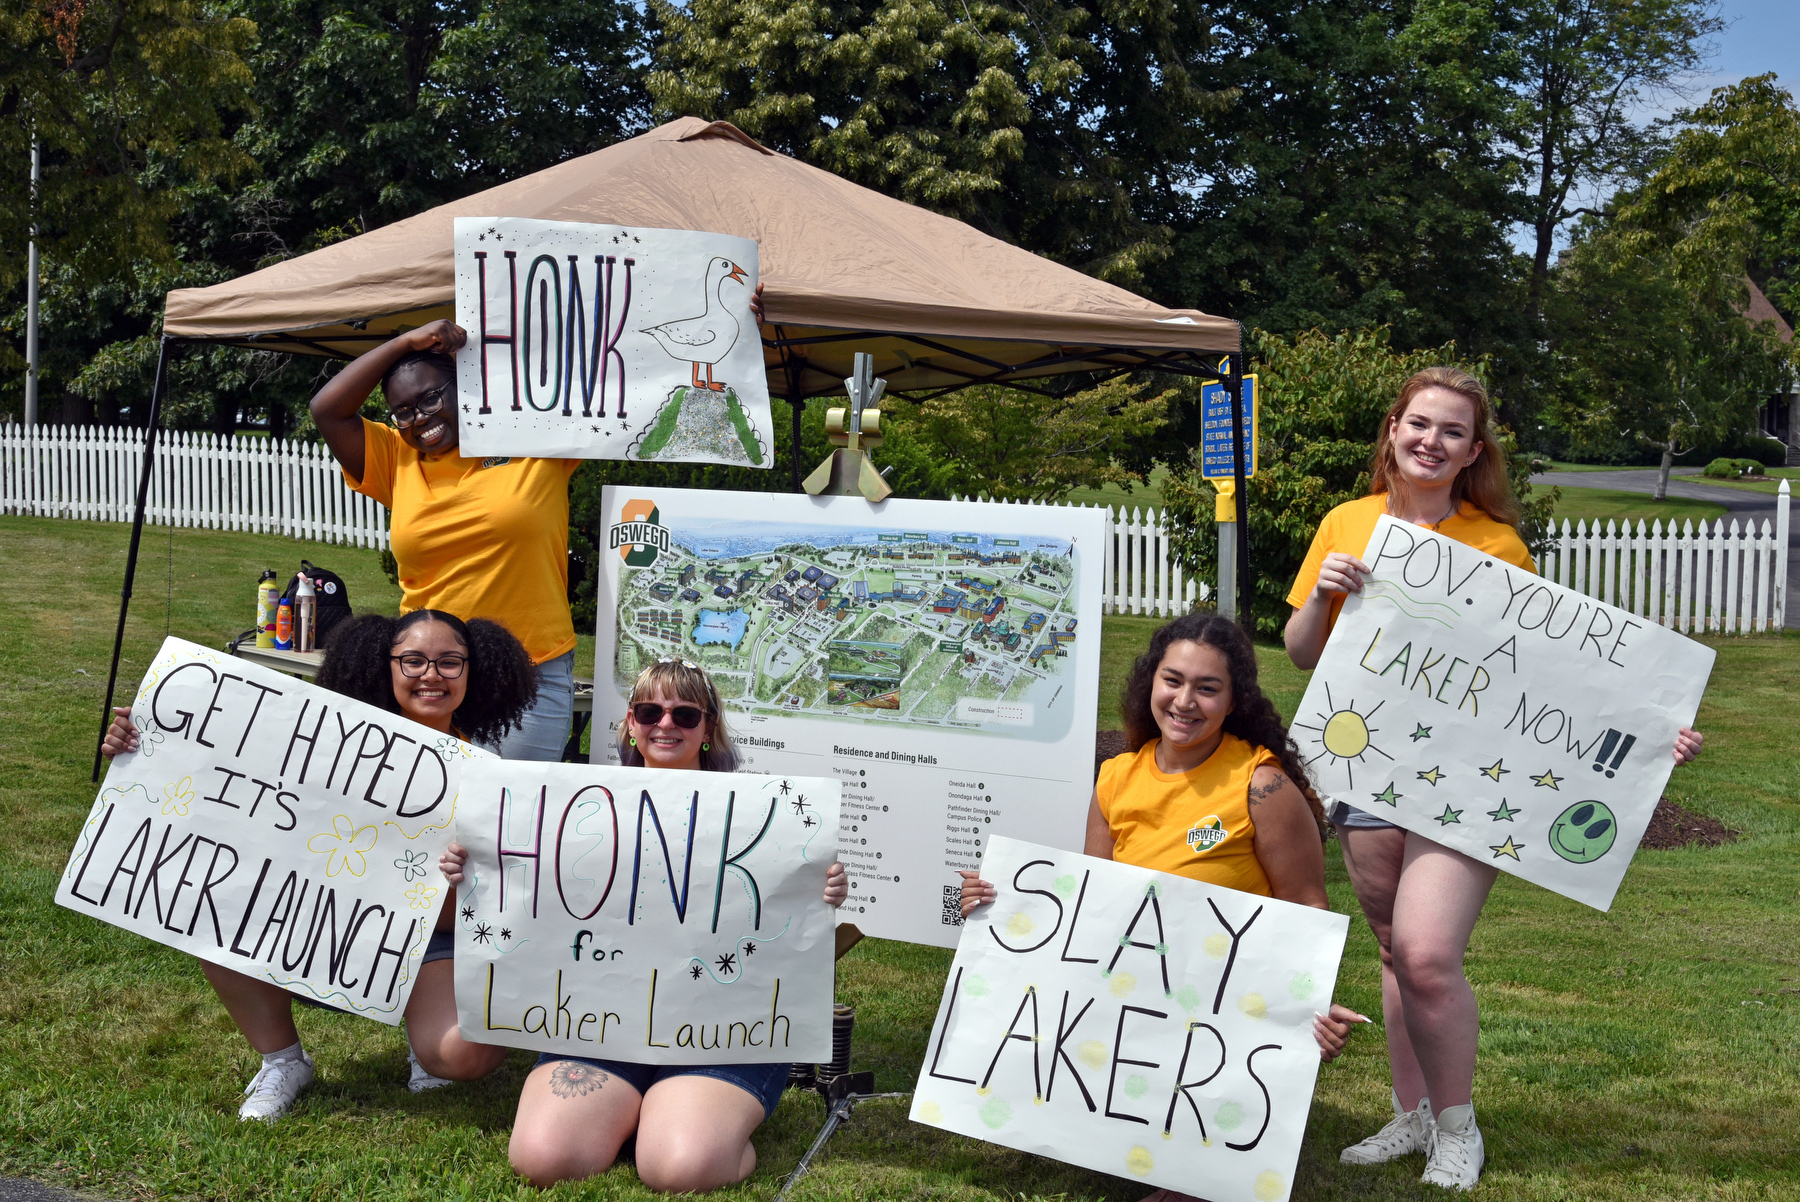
[610,499,670,567]
[1185,816,1227,853]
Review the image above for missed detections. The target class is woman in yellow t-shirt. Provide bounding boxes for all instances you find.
[1285,367,1704,1190]
[960,614,1367,1082]
[311,320,580,762]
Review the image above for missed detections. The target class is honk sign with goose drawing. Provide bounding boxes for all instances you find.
[453,218,771,465]
[1294,516,1715,911]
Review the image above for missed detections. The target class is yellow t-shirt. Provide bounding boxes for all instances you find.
[345,419,581,664]
[1286,493,1536,629]
[1095,734,1279,896]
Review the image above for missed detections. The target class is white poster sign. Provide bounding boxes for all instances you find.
[591,487,1106,949]
[56,637,486,1023]
[1295,515,1715,910]
[453,217,771,466]
[453,760,840,1063]
[912,837,1348,1202]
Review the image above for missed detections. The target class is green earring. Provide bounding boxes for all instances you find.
[701,741,711,752]
[628,736,636,746]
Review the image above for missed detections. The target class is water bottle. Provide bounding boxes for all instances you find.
[256,570,279,649]
[294,572,318,652]
[275,598,294,650]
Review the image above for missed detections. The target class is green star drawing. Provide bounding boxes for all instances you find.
[1487,799,1521,822]
[1489,836,1524,861]
[1371,782,1402,807]
[1410,724,1432,742]
[1417,765,1445,786]
[1435,805,1463,825]
[1530,769,1564,789]
[1479,758,1509,782]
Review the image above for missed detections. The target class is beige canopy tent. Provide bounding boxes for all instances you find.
[163,117,1239,400]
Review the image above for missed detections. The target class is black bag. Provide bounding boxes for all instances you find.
[282,559,354,641]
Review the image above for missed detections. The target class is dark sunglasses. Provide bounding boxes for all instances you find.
[391,383,451,428]
[391,652,467,678]
[632,702,706,729]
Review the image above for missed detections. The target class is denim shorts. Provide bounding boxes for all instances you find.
[422,927,455,964]
[534,1053,790,1118]
[487,650,575,762]
[1329,801,1402,831]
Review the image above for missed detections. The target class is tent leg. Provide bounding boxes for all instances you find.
[1227,344,1251,633]
[92,336,176,781]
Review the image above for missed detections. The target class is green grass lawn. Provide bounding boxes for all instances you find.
[1549,486,1728,528]
[1683,467,1800,497]
[3,516,1797,1201]
[1060,465,1171,514]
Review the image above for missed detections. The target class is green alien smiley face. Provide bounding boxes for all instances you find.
[1550,801,1617,863]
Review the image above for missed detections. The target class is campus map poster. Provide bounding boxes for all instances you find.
[1295,516,1715,911]
[592,488,1107,948]
[453,218,772,466]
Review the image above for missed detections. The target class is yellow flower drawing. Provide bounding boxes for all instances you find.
[405,882,440,910]
[160,777,195,816]
[307,815,379,878]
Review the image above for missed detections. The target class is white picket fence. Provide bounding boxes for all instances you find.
[5,425,1788,632]
[0,423,389,549]
[1539,486,1789,633]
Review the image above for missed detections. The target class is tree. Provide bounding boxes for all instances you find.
[1547,229,1789,499]
[1164,327,1555,636]
[1507,0,1721,323]
[887,378,1169,501]
[0,0,257,420]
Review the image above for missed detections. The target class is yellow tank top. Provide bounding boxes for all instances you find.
[1095,734,1279,896]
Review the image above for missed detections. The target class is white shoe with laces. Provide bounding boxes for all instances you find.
[1341,1091,1431,1165]
[1421,1102,1485,1190]
[238,1051,314,1121]
[408,1049,453,1093]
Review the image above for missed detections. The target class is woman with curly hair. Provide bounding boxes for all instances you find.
[443,657,847,1194]
[101,608,538,1119]
[960,613,1366,1201]
[1284,367,1702,1190]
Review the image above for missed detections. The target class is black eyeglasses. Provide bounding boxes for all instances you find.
[632,702,706,729]
[391,383,451,428]
[392,652,467,678]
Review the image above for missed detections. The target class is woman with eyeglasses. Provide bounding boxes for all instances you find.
[441,657,849,1193]
[99,609,538,1119]
[308,320,581,761]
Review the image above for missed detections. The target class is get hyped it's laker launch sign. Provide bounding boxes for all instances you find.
[453,218,772,467]
[1294,516,1714,910]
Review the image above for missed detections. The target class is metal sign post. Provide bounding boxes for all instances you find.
[1200,361,1257,628]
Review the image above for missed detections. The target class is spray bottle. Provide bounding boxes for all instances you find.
[256,569,279,649]
[275,597,294,651]
[294,572,318,653]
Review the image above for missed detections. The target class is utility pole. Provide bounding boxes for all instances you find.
[25,133,40,426]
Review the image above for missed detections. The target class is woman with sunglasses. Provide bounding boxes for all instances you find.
[309,320,580,761]
[443,657,848,1193]
[100,609,538,1119]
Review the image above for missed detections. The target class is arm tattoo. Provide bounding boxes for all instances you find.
[548,1060,610,1098]
[1247,772,1291,806]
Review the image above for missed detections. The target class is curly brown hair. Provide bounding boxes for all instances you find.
[1120,613,1326,834]
[316,610,539,746]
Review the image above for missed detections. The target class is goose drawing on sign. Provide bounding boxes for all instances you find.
[642,257,747,392]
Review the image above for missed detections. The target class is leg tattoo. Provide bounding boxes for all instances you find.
[548,1060,610,1098]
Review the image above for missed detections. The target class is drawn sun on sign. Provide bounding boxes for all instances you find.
[1293,685,1394,789]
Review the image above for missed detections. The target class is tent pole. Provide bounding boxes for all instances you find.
[782,350,807,492]
[1226,343,1251,633]
[92,335,177,782]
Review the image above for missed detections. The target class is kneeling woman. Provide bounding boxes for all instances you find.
[101,609,538,1119]
[442,658,849,1193]
[961,614,1365,1064]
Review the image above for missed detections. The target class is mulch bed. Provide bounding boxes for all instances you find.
[1092,731,1738,850]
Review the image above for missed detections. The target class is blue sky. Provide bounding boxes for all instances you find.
[1705,0,1795,91]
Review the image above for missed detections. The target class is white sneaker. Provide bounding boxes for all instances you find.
[1421,1103,1485,1190]
[407,1050,452,1093]
[1341,1091,1431,1164]
[238,1051,314,1121]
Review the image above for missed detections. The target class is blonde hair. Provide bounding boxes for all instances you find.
[618,658,738,772]
[1370,366,1519,526]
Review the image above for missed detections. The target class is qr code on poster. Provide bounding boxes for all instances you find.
[941,884,964,926]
